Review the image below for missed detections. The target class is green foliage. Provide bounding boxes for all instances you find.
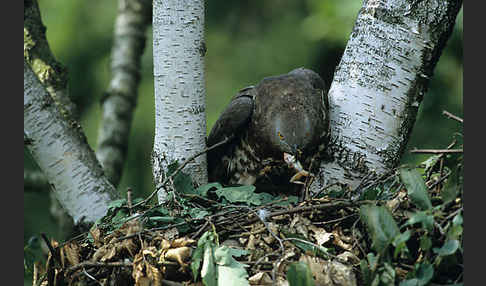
[399,168,432,210]
[357,146,463,285]
[284,232,332,259]
[287,262,316,286]
[400,262,434,286]
[191,231,250,286]
[360,205,400,256]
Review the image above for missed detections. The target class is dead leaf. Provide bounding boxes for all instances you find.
[89,226,103,247]
[164,246,192,268]
[249,272,273,285]
[336,251,360,265]
[171,237,196,248]
[332,228,353,251]
[132,249,163,286]
[327,260,356,286]
[62,241,80,267]
[309,225,333,245]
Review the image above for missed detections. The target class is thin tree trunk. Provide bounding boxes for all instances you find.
[24,61,118,223]
[152,0,208,202]
[312,0,462,193]
[96,0,152,188]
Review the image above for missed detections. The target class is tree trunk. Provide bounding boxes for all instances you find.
[24,61,118,223]
[152,0,208,202]
[96,0,152,188]
[312,0,462,193]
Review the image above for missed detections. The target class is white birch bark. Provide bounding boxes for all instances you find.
[24,61,118,223]
[96,0,151,187]
[152,0,208,202]
[312,0,462,193]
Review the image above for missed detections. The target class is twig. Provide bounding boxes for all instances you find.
[442,110,463,123]
[133,137,232,208]
[40,233,61,267]
[252,251,280,269]
[82,268,102,285]
[410,149,463,154]
[246,199,366,226]
[67,261,132,274]
[127,188,133,215]
[313,213,358,226]
[427,170,452,190]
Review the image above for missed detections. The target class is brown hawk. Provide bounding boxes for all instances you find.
[207,68,330,193]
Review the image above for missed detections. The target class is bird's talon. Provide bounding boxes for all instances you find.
[290,170,309,185]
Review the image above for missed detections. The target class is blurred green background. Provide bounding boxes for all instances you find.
[24,0,462,271]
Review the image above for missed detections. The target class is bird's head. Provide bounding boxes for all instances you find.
[249,68,328,164]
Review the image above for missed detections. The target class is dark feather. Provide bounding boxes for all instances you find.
[207,68,330,192]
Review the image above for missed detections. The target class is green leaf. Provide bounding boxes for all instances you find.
[448,213,463,241]
[441,184,459,204]
[421,155,441,172]
[188,208,211,220]
[148,216,175,223]
[144,205,170,216]
[215,185,265,205]
[442,162,462,204]
[360,205,400,255]
[361,188,379,201]
[197,182,223,196]
[380,262,396,284]
[419,235,432,251]
[399,262,434,286]
[167,161,197,195]
[286,262,315,286]
[399,168,432,210]
[433,239,459,256]
[201,241,217,286]
[404,211,435,233]
[392,230,411,258]
[192,231,217,282]
[214,246,249,286]
[191,243,204,281]
[415,262,434,286]
[111,209,129,227]
[399,278,419,286]
[360,259,372,285]
[367,252,378,271]
[286,233,330,258]
[453,213,463,226]
[108,198,126,210]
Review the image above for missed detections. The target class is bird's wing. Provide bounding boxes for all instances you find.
[207,86,256,147]
[207,86,256,182]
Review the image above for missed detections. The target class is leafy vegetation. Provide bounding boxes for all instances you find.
[26,124,463,285]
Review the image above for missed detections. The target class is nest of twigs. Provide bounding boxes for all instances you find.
[29,132,463,286]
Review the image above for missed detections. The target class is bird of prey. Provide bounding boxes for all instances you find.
[207,68,330,193]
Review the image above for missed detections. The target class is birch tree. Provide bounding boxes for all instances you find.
[24,0,150,226]
[96,0,152,188]
[24,0,462,225]
[311,0,462,194]
[24,61,118,224]
[151,0,208,202]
